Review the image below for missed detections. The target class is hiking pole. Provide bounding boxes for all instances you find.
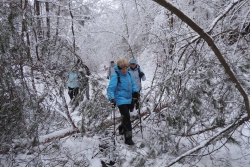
[137,99,143,139]
[112,105,116,147]
[133,98,143,139]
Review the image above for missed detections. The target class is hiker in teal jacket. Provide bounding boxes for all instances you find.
[107,58,139,145]
[67,69,82,100]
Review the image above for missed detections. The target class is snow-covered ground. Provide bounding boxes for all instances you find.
[1,55,250,167]
[61,56,250,167]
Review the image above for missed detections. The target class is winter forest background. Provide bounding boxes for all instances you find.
[1,0,250,166]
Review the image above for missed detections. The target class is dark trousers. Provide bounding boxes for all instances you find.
[68,87,79,100]
[118,104,132,141]
[129,100,135,112]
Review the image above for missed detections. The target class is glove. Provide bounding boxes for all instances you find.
[110,99,116,108]
[135,102,139,110]
[132,92,139,102]
[139,72,144,78]
[107,76,109,79]
[132,92,139,98]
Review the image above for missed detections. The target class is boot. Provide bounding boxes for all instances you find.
[124,131,134,145]
[125,139,135,145]
[118,125,124,135]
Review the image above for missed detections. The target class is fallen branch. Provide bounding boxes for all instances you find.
[165,114,248,167]
[10,127,80,152]
[38,127,80,144]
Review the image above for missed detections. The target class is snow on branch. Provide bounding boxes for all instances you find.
[206,0,241,34]
[38,127,79,143]
[152,0,250,119]
[55,109,68,120]
[187,0,242,45]
[12,127,80,152]
[165,114,248,167]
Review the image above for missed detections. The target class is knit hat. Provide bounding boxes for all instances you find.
[129,59,137,64]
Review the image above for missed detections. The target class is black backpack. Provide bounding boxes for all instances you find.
[115,71,131,84]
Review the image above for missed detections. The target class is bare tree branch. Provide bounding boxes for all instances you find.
[151,0,250,119]
[206,0,243,34]
[165,114,248,167]
[186,0,243,44]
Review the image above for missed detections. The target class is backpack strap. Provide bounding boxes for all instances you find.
[128,65,142,79]
[137,65,141,78]
[115,71,131,84]
[115,71,120,84]
[135,65,143,84]
[137,64,141,73]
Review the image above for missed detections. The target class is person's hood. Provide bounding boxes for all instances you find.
[129,59,137,64]
[114,65,120,72]
[114,65,127,75]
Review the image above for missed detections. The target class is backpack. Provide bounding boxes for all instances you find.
[115,71,131,84]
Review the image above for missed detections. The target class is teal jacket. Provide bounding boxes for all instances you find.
[107,66,138,106]
[67,71,81,88]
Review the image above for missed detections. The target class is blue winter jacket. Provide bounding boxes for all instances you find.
[67,71,81,88]
[107,66,138,106]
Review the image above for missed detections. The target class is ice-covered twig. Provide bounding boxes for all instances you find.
[165,114,248,167]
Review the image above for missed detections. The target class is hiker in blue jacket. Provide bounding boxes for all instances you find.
[107,58,139,145]
[67,69,82,100]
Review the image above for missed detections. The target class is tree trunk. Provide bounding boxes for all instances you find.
[34,0,41,61]
[45,2,50,38]
[55,3,61,37]
[69,3,76,52]
[35,0,42,39]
